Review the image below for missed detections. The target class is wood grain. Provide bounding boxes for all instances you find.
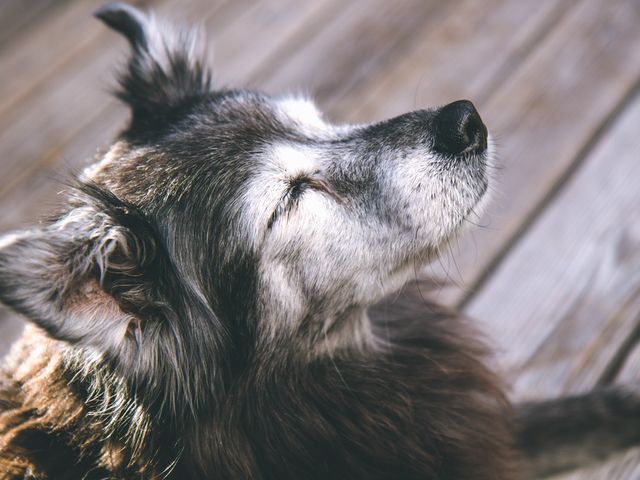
[0,0,67,54]
[0,0,254,199]
[466,90,640,401]
[258,0,448,105]
[211,0,346,87]
[439,0,640,307]
[0,310,23,358]
[0,0,147,120]
[329,0,573,121]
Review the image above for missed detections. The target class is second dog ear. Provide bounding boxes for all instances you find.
[0,182,169,353]
[0,182,230,411]
[95,2,211,137]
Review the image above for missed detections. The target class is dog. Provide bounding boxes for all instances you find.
[1,3,639,478]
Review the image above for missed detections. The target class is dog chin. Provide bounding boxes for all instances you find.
[426,161,493,258]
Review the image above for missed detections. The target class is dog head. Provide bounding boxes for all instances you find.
[0,3,493,413]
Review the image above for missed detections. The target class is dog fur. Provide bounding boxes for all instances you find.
[0,4,639,479]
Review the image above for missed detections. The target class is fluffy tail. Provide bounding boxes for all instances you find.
[515,385,640,478]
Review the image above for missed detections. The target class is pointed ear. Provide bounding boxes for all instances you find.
[95,2,211,133]
[0,183,168,352]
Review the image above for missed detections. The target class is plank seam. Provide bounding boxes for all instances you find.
[459,77,640,310]
[597,310,640,387]
[474,0,577,105]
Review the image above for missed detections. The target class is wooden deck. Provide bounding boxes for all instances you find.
[1,0,639,477]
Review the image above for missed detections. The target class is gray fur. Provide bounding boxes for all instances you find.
[0,3,638,479]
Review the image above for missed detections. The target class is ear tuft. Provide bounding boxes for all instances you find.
[0,182,167,350]
[94,3,149,52]
[95,2,212,136]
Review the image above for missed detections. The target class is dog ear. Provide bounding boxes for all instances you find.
[0,182,169,353]
[95,2,211,134]
[0,182,230,413]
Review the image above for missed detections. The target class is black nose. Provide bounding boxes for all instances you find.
[432,100,487,155]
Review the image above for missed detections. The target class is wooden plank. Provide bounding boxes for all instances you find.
[432,0,640,307]
[0,0,67,53]
[0,312,23,360]
[465,88,640,401]
[329,0,574,121]
[0,0,251,212]
[0,105,127,232]
[0,48,127,199]
[210,0,346,87]
[0,0,148,119]
[258,0,449,106]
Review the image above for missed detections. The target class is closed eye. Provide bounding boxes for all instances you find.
[287,177,309,203]
[267,175,343,230]
[267,176,311,229]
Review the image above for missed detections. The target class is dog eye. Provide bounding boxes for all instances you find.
[267,176,311,229]
[267,175,342,230]
[287,177,309,201]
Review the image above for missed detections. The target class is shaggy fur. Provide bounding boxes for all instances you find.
[0,3,639,479]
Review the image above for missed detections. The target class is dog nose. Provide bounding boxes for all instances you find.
[432,100,487,155]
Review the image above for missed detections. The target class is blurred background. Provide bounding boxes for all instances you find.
[0,1,639,477]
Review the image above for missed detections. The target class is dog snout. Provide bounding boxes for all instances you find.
[432,100,487,156]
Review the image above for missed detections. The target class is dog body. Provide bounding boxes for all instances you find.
[0,4,638,479]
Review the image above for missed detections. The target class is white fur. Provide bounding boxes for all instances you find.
[276,95,360,139]
[82,141,129,180]
[0,232,28,250]
[276,96,329,137]
[235,96,494,350]
[241,142,324,249]
[142,13,205,76]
